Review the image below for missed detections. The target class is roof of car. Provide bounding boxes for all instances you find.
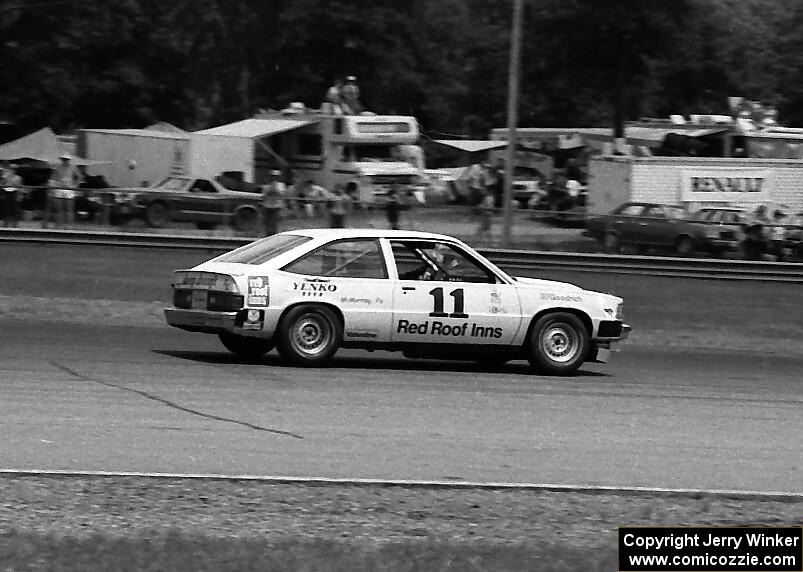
[284,228,461,241]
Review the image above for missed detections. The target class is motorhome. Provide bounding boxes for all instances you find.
[190,106,425,205]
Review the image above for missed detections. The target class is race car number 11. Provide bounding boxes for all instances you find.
[429,287,469,318]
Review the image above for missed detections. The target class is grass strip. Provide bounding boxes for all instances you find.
[0,476,799,570]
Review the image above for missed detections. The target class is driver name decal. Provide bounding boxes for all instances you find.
[291,281,338,297]
[397,319,502,339]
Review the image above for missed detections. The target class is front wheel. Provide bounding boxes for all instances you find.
[276,305,342,366]
[218,333,274,359]
[526,312,589,376]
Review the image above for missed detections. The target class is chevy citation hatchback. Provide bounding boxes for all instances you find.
[165,229,630,375]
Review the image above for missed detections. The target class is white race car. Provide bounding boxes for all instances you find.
[165,229,630,375]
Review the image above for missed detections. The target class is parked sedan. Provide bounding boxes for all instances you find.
[691,207,750,252]
[128,176,262,232]
[585,202,735,256]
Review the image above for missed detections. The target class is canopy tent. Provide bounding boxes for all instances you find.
[190,118,319,182]
[194,118,318,138]
[431,139,508,153]
[0,127,110,165]
[0,127,63,163]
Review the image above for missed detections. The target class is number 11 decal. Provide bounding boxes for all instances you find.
[429,287,469,318]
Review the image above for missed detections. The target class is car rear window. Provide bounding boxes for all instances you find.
[214,234,312,265]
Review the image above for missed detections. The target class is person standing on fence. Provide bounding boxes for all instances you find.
[45,154,78,228]
[261,169,286,236]
[341,76,363,114]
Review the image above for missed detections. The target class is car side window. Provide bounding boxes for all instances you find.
[391,240,498,284]
[192,180,216,193]
[283,239,388,279]
[618,204,643,216]
[643,206,666,219]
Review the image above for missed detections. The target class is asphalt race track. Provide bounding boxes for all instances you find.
[1,320,800,494]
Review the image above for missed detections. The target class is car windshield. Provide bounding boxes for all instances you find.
[213,234,312,265]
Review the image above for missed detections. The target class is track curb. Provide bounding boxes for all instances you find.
[1,470,800,501]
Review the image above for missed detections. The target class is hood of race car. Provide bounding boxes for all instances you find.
[513,276,583,291]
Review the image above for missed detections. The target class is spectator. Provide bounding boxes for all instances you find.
[328,184,348,228]
[341,75,362,114]
[296,179,330,218]
[473,188,495,245]
[1,162,22,227]
[466,161,487,206]
[742,204,770,260]
[44,154,79,228]
[261,169,286,236]
[385,185,404,230]
[769,209,788,261]
[488,158,505,208]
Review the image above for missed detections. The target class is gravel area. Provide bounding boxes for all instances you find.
[1,476,800,545]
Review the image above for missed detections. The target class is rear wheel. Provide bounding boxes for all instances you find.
[276,305,342,366]
[145,202,169,228]
[526,312,589,376]
[232,207,259,232]
[218,333,274,359]
[676,236,696,256]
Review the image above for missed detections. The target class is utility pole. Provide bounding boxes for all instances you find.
[502,0,523,247]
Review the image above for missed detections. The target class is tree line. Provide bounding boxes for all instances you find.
[0,0,800,137]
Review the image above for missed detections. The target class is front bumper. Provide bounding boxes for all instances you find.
[595,320,631,341]
[164,308,237,333]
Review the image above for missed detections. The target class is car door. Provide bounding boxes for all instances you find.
[278,238,396,342]
[639,205,675,247]
[386,239,523,345]
[180,179,225,225]
[611,203,646,243]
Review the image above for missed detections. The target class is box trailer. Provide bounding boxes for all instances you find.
[587,155,803,215]
[76,129,190,188]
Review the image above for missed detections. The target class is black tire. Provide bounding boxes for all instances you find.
[218,333,274,359]
[676,236,696,256]
[603,232,620,253]
[232,207,259,232]
[526,312,589,375]
[145,202,169,228]
[275,305,342,366]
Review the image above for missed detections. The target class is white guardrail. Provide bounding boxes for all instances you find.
[2,228,802,283]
